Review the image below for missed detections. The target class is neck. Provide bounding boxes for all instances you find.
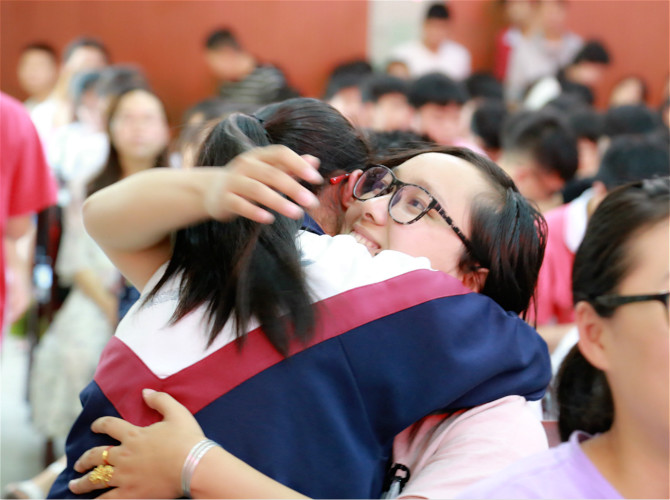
[237,54,256,80]
[306,204,338,236]
[308,185,345,236]
[582,420,669,498]
[543,29,563,42]
[521,22,538,36]
[32,90,52,102]
[564,65,581,83]
[119,156,156,177]
[422,38,440,53]
[586,190,604,219]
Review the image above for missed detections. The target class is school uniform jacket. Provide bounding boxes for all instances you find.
[50,231,551,499]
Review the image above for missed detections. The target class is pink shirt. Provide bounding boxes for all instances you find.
[534,190,592,326]
[1,92,58,333]
[392,396,548,498]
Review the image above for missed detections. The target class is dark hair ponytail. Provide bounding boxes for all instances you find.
[144,113,315,355]
[555,345,614,441]
[466,186,547,320]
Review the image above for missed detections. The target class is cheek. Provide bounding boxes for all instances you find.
[148,123,169,146]
[110,127,131,150]
[388,224,463,275]
[608,314,670,420]
[343,203,364,233]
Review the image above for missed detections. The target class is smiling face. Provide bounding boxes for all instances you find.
[342,153,490,277]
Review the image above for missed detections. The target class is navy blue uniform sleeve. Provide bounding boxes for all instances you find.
[338,292,551,441]
[48,382,120,499]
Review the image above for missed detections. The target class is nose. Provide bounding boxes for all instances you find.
[362,195,390,225]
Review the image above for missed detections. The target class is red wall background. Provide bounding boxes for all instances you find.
[1,0,369,124]
[563,0,668,109]
[2,0,668,123]
[447,0,669,109]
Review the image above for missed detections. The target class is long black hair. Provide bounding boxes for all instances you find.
[144,113,315,356]
[556,177,670,441]
[381,146,547,320]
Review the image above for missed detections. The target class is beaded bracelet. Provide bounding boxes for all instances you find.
[181,438,220,498]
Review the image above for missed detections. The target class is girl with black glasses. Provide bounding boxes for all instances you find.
[56,112,550,499]
[461,177,669,499]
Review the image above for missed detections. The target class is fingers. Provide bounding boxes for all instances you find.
[142,389,194,422]
[98,489,125,499]
[203,145,327,224]
[225,178,308,220]
[250,146,323,185]
[74,445,116,473]
[222,195,277,224]
[68,467,117,495]
[230,154,320,209]
[91,416,137,442]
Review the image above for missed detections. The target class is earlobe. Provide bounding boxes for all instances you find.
[461,267,489,293]
[575,301,610,371]
[341,170,364,209]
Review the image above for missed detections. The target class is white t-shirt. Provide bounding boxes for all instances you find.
[391,40,471,80]
[115,231,435,379]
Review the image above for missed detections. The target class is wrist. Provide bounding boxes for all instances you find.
[181,438,220,498]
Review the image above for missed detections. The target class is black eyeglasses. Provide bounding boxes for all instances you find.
[592,291,670,312]
[353,165,474,253]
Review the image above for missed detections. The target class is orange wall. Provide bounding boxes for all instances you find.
[565,0,669,109]
[448,0,669,109]
[447,1,505,73]
[2,0,668,121]
[1,0,369,123]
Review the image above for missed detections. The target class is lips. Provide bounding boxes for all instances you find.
[350,227,381,255]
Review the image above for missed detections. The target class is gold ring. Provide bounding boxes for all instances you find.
[102,446,113,466]
[88,464,114,486]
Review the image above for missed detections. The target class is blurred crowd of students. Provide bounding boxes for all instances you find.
[2,0,668,498]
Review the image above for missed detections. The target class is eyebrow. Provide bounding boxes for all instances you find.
[397,172,448,208]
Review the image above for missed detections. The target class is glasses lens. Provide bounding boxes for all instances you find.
[354,166,394,200]
[389,185,433,223]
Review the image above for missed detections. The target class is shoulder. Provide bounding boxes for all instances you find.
[252,65,286,83]
[1,93,39,141]
[565,32,583,48]
[298,231,442,294]
[393,397,547,499]
[456,447,566,498]
[392,40,423,57]
[435,396,547,456]
[1,92,26,117]
[544,202,570,239]
[456,431,594,499]
[442,40,470,57]
[398,396,546,459]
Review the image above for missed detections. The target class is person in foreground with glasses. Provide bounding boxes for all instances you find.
[56,112,550,499]
[460,177,669,499]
